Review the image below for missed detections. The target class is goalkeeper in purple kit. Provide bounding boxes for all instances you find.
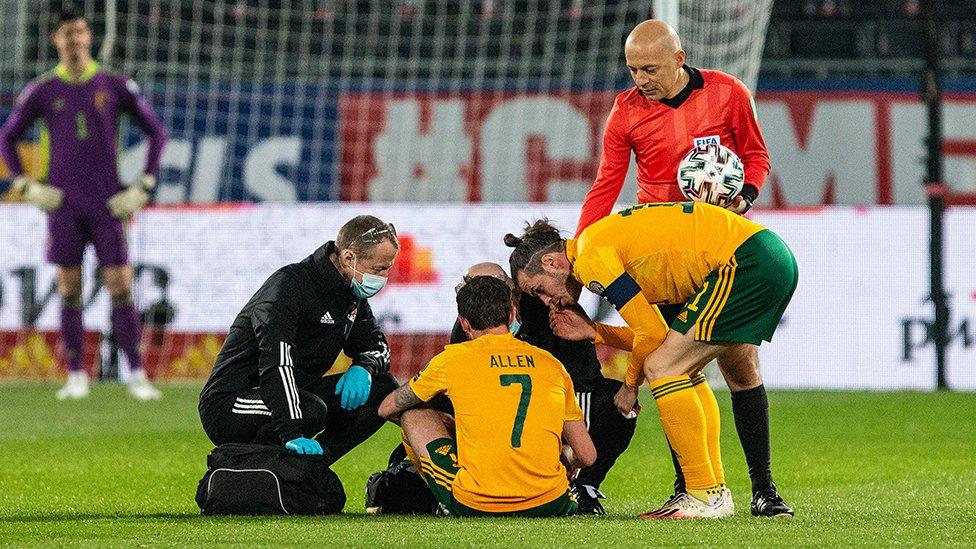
[0,6,167,400]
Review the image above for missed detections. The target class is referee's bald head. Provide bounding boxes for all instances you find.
[626,20,682,54]
[624,19,687,101]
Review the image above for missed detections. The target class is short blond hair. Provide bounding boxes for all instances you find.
[336,215,398,257]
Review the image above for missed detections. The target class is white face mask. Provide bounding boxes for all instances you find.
[349,258,387,299]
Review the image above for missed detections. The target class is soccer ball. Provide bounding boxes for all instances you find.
[677,143,745,208]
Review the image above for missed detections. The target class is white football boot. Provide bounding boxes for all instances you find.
[639,492,686,519]
[128,369,162,401]
[714,487,736,518]
[639,491,732,520]
[56,371,90,400]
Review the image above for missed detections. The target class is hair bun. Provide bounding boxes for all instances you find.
[503,233,521,248]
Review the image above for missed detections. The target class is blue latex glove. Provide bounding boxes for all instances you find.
[285,437,323,455]
[335,365,372,410]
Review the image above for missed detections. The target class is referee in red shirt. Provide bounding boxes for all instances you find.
[575,19,792,518]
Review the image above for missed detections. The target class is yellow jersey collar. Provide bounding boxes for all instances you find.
[478,331,514,341]
[566,239,578,263]
[54,60,99,84]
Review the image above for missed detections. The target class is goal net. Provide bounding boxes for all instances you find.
[0,1,771,382]
[676,0,774,92]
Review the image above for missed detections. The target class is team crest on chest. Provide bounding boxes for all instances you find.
[94,90,108,112]
[587,281,605,295]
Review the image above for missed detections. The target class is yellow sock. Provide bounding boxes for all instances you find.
[688,485,724,505]
[650,375,718,496]
[692,372,725,486]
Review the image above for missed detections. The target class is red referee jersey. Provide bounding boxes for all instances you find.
[576,66,770,236]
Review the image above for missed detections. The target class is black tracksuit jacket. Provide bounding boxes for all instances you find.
[200,241,390,442]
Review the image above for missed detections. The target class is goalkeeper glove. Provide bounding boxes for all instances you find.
[335,365,372,410]
[13,175,62,212]
[107,174,155,219]
[285,437,324,456]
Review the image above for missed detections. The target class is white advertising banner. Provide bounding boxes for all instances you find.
[0,203,973,390]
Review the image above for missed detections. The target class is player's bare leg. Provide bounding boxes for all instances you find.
[397,408,458,515]
[56,266,88,400]
[400,408,453,461]
[717,344,794,517]
[717,344,761,391]
[103,265,160,400]
[640,329,733,519]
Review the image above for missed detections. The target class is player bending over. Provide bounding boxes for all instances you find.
[577,18,792,518]
[379,276,595,517]
[507,202,797,519]
[0,6,167,400]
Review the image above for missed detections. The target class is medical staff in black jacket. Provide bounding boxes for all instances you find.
[200,215,399,463]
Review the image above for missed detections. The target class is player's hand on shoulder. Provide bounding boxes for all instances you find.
[550,307,597,342]
[108,174,155,219]
[285,437,324,455]
[13,175,62,212]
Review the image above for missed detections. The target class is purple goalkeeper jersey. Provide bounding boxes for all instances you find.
[0,61,166,209]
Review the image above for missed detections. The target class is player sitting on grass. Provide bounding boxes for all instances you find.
[453,262,638,514]
[507,202,798,519]
[379,275,596,517]
[368,262,635,515]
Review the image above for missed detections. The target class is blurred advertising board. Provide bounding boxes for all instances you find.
[0,203,973,389]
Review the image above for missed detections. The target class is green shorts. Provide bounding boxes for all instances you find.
[670,229,798,345]
[417,438,578,518]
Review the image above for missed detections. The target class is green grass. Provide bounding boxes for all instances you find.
[1,383,974,547]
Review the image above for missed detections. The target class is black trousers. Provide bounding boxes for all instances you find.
[201,372,398,465]
[574,377,638,490]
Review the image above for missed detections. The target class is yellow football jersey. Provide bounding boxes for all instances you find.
[409,332,583,513]
[568,201,765,386]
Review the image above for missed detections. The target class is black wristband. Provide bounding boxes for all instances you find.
[740,184,759,203]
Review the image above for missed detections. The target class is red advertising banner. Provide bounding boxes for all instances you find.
[339,90,976,206]
[339,91,615,203]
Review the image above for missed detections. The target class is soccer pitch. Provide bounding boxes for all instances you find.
[1,384,973,547]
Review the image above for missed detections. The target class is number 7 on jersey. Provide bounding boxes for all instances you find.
[499,374,532,448]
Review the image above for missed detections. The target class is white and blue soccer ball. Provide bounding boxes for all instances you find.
[677,143,745,208]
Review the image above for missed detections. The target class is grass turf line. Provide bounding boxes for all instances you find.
[0,383,974,547]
